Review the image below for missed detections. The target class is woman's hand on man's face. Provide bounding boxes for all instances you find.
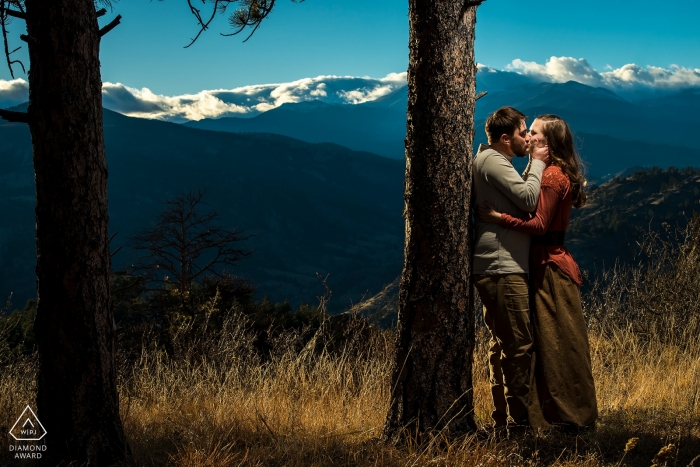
[531,144,549,163]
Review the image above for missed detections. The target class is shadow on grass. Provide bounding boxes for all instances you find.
[120,411,700,467]
[591,408,700,466]
[2,414,698,467]
[508,408,700,467]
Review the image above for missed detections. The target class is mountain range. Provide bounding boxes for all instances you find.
[186,81,700,181]
[0,110,404,311]
[2,77,699,312]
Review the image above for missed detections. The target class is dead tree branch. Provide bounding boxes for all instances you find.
[183,0,218,47]
[0,0,25,17]
[18,33,33,44]
[0,108,29,123]
[99,14,121,37]
[1,7,24,19]
[1,0,26,78]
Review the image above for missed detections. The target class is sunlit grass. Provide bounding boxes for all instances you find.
[2,220,700,466]
[2,304,699,466]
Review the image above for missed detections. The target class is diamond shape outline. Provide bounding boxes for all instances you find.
[9,406,47,441]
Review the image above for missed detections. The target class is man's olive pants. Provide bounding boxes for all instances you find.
[475,273,533,427]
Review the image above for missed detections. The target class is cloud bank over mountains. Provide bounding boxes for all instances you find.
[0,73,408,122]
[102,73,408,122]
[2,57,699,121]
[504,56,700,92]
[0,78,29,110]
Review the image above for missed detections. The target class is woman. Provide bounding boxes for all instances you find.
[478,114,598,430]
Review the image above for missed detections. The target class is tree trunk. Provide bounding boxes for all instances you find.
[382,0,479,441]
[25,0,131,464]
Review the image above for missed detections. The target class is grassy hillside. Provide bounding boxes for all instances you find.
[568,166,700,273]
[2,216,699,466]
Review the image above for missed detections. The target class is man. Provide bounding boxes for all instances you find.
[473,106,548,433]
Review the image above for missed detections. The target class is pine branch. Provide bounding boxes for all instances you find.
[184,0,303,47]
[99,14,121,37]
[184,0,220,48]
[1,1,26,78]
[1,6,25,19]
[0,108,29,123]
[19,34,35,44]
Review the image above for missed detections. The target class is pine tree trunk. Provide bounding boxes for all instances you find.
[383,0,479,441]
[24,0,131,464]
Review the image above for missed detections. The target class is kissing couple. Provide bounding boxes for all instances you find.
[472,107,597,436]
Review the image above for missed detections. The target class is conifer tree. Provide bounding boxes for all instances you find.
[0,1,296,464]
[383,0,485,441]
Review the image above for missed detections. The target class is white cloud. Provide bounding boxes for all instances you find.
[337,84,397,104]
[602,64,700,89]
[100,73,408,122]
[309,83,327,97]
[332,72,409,104]
[378,72,409,85]
[507,56,700,91]
[7,58,700,121]
[508,57,604,86]
[0,78,28,108]
[101,83,251,121]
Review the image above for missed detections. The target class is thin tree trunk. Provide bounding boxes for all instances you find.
[383,0,479,441]
[25,0,131,464]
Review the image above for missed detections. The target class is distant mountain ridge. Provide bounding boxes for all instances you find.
[185,99,408,159]
[567,166,700,272]
[185,80,700,178]
[0,110,404,311]
[4,77,700,313]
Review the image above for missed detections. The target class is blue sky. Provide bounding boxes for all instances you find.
[1,0,699,94]
[477,0,700,73]
[1,0,699,117]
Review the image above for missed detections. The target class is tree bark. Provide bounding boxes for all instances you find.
[25,0,131,464]
[383,0,479,441]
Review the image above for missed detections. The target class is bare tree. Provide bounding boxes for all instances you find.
[0,1,297,464]
[382,0,485,442]
[129,190,251,313]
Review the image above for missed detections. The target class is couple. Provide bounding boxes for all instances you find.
[472,106,597,434]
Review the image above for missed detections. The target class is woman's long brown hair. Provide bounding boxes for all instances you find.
[537,114,587,208]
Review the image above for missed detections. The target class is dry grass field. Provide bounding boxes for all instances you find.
[2,220,699,466]
[3,313,698,467]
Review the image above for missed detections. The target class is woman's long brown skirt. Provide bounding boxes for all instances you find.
[527,264,598,429]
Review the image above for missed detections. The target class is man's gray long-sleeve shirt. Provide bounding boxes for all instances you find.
[473,145,546,275]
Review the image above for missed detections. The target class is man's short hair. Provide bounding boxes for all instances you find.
[485,107,527,144]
